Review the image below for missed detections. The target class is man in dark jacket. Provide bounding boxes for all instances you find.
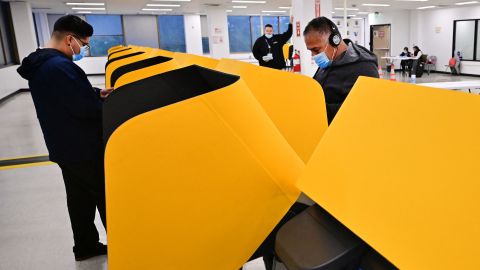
[304,17,379,124]
[17,15,113,261]
[252,17,293,69]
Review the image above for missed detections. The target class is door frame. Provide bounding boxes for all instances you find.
[369,24,391,52]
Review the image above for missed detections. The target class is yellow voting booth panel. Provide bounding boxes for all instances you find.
[173,52,219,69]
[112,58,183,89]
[216,58,327,163]
[105,49,157,88]
[298,77,480,269]
[104,66,303,270]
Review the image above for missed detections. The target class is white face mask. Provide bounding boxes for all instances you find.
[265,34,273,39]
[69,36,88,61]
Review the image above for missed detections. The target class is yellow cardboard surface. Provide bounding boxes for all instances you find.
[298,77,480,269]
[173,52,219,68]
[108,45,126,55]
[215,58,328,162]
[105,78,302,269]
[105,49,157,88]
[113,58,183,89]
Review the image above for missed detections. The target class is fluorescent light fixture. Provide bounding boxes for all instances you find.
[334,7,359,10]
[152,0,190,1]
[396,0,428,1]
[76,11,92,13]
[455,1,478,4]
[331,11,335,13]
[233,5,247,8]
[66,2,105,5]
[417,5,435,8]
[262,10,287,13]
[146,4,180,7]
[142,8,173,11]
[362,3,390,6]
[226,9,233,12]
[349,14,357,16]
[232,0,266,3]
[352,17,364,20]
[357,11,369,14]
[71,7,105,10]
[279,6,291,9]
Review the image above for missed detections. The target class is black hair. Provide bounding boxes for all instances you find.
[303,16,341,38]
[404,47,409,51]
[265,24,273,28]
[413,46,420,51]
[53,15,93,38]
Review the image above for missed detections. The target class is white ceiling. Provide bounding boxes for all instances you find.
[6,0,480,16]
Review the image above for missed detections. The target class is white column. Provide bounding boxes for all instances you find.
[10,2,37,59]
[206,7,230,59]
[291,0,332,76]
[184,15,203,55]
[33,12,50,47]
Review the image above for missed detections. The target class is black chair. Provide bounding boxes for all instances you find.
[274,204,398,270]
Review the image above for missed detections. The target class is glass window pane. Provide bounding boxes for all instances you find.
[0,2,16,65]
[455,20,475,60]
[202,37,209,54]
[47,14,63,36]
[477,22,480,61]
[279,16,290,34]
[86,15,123,35]
[158,15,186,52]
[250,16,261,49]
[263,16,279,34]
[228,16,251,53]
[0,36,5,66]
[89,36,124,56]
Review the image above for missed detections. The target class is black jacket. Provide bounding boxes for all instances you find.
[313,41,379,124]
[17,48,104,164]
[252,24,292,69]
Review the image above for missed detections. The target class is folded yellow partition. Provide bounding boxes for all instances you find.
[112,57,182,89]
[173,52,219,69]
[298,77,480,269]
[108,45,126,55]
[105,48,156,88]
[216,59,327,162]
[104,65,303,270]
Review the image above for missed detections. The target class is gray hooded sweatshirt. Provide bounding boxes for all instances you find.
[313,41,379,124]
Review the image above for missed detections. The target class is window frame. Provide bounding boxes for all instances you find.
[0,2,19,68]
[85,14,125,57]
[453,19,479,62]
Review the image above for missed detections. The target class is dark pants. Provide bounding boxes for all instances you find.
[246,202,309,270]
[58,158,107,253]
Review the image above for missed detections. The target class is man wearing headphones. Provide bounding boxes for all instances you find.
[304,17,379,124]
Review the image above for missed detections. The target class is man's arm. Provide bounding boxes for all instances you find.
[50,64,102,120]
[279,16,294,44]
[252,38,264,62]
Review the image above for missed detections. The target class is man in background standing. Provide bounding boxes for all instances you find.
[252,16,293,70]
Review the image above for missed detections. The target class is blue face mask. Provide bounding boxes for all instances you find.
[70,37,88,61]
[313,52,331,69]
[313,44,335,69]
[265,34,273,39]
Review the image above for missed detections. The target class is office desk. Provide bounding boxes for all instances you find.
[419,80,480,92]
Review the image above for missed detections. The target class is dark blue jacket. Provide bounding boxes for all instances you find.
[17,48,104,164]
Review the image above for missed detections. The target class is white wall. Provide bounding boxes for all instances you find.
[418,5,480,74]
[10,2,37,60]
[0,66,29,98]
[75,57,108,75]
[368,11,411,59]
[123,15,159,48]
[1,2,37,99]
[184,15,203,55]
[206,7,230,59]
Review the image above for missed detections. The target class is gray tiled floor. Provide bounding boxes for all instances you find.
[0,73,478,270]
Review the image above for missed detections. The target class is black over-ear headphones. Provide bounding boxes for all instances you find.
[324,17,342,47]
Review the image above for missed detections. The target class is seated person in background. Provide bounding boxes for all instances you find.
[411,45,423,75]
[400,46,412,73]
[449,51,461,75]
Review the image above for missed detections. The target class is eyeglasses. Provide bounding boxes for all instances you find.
[72,35,90,51]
